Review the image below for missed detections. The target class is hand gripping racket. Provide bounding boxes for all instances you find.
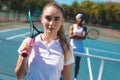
[21,4,43,57]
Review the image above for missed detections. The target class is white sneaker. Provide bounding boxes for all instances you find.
[74,78,77,80]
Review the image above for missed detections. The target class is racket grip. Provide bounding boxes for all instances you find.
[75,37,79,40]
[29,38,34,46]
[21,49,29,57]
[21,38,34,57]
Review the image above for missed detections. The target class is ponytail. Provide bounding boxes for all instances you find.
[58,26,72,63]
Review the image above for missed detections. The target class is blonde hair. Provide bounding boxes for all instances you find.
[42,2,72,62]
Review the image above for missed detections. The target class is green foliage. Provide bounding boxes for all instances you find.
[62,0,120,26]
[0,0,120,26]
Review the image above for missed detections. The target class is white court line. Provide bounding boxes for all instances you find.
[6,32,30,40]
[98,59,104,80]
[87,47,120,55]
[86,47,93,80]
[0,27,27,32]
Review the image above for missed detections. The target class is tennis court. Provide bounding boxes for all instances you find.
[0,22,120,80]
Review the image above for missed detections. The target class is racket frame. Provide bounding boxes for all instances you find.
[87,28,100,40]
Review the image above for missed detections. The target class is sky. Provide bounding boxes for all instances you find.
[55,0,120,5]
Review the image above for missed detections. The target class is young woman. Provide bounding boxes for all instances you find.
[69,13,87,80]
[15,2,74,80]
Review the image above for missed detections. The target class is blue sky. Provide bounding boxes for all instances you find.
[55,0,120,5]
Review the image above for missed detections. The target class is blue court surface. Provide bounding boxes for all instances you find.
[0,24,120,80]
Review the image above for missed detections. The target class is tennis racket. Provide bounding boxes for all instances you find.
[86,28,99,40]
[21,4,43,57]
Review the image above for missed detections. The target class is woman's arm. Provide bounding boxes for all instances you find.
[15,38,32,80]
[62,64,72,80]
[69,25,77,38]
[74,26,87,39]
[15,55,28,80]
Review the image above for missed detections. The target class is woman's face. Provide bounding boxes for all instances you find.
[76,16,83,24]
[41,6,64,34]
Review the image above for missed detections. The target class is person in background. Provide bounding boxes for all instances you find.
[15,2,74,80]
[69,13,87,80]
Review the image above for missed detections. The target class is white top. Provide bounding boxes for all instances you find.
[70,24,84,53]
[18,34,74,80]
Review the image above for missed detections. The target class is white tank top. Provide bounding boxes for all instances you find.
[72,24,84,35]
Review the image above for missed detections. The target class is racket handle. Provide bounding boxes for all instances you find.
[29,38,34,46]
[22,49,29,57]
[21,38,34,57]
[75,37,78,40]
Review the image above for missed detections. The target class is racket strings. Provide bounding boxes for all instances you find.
[87,29,99,40]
